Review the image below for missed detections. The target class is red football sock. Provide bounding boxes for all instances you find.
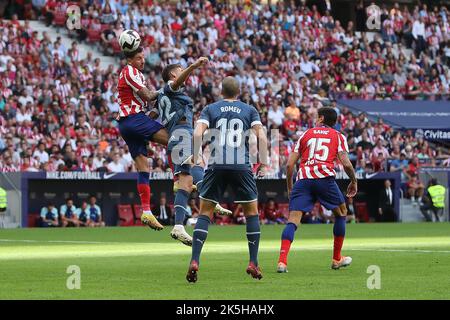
[137,184,151,212]
[333,236,345,261]
[278,239,292,265]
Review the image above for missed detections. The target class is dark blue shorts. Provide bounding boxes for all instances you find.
[118,113,164,159]
[200,169,258,204]
[289,177,345,213]
[168,124,193,176]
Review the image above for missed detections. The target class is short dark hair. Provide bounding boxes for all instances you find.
[318,107,338,127]
[221,76,240,98]
[124,46,143,59]
[162,64,181,82]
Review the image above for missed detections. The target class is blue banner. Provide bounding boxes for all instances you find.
[414,128,450,141]
[338,100,450,132]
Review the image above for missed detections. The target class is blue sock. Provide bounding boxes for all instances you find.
[333,216,346,261]
[174,189,190,225]
[246,215,261,266]
[190,165,204,190]
[333,216,346,237]
[191,215,210,264]
[281,222,297,242]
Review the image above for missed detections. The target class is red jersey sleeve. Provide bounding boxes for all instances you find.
[337,132,349,153]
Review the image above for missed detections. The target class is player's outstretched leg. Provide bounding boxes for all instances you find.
[245,214,262,280]
[171,173,193,246]
[277,211,302,273]
[186,214,211,283]
[191,165,232,216]
[137,171,163,231]
[331,204,352,270]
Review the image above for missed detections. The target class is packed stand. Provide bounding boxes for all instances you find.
[1,1,450,192]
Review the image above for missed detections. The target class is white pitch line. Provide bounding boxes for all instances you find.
[0,239,145,245]
[348,248,450,254]
[1,239,450,254]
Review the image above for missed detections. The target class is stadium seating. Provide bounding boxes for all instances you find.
[2,2,450,227]
[28,213,40,228]
[111,39,122,55]
[354,202,370,223]
[133,204,143,226]
[117,204,134,227]
[87,28,101,43]
[53,11,66,27]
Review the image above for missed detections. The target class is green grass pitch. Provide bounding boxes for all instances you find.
[0,223,449,299]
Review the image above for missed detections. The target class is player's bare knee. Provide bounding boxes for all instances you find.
[178,174,193,193]
[340,203,348,216]
[152,128,169,146]
[242,201,259,217]
[333,204,347,217]
[199,199,216,219]
[288,211,302,225]
[134,155,150,172]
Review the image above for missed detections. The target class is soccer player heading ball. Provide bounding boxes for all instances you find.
[277,107,358,273]
[117,29,230,241]
[117,38,169,231]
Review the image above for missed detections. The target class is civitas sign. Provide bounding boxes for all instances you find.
[415,129,450,141]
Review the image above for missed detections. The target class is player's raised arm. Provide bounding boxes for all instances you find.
[337,151,358,197]
[286,150,301,198]
[252,124,269,177]
[169,57,209,91]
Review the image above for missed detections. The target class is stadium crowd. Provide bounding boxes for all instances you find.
[1,1,450,197]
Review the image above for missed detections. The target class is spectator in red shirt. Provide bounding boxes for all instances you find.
[406,157,420,178]
[407,175,425,205]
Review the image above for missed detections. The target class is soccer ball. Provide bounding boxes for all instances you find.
[118,29,141,52]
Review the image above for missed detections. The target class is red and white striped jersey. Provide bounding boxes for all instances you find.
[117,65,147,118]
[293,126,349,180]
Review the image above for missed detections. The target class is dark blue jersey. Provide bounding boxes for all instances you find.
[198,100,262,171]
[157,82,193,134]
[78,210,88,223]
